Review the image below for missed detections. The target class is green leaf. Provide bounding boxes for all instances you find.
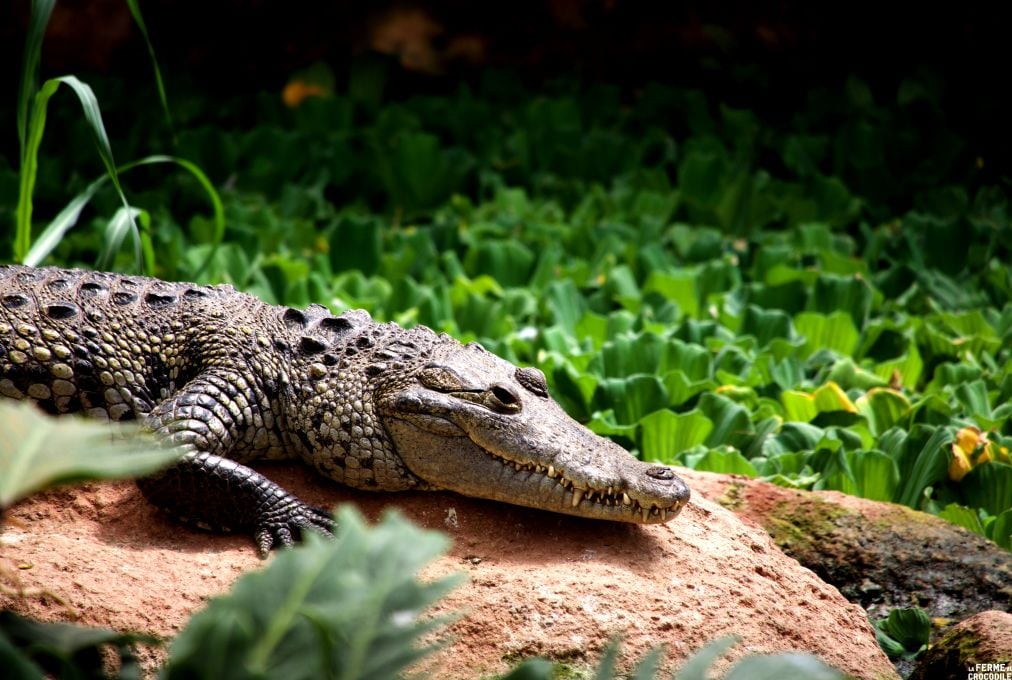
[741,305,793,347]
[689,448,758,477]
[0,401,177,509]
[586,409,638,440]
[855,388,911,437]
[675,636,740,680]
[643,269,698,318]
[17,75,142,268]
[124,0,174,137]
[593,375,669,425]
[330,215,382,276]
[638,409,713,463]
[695,392,751,447]
[725,652,845,680]
[0,610,155,680]
[937,503,986,537]
[960,462,1012,518]
[795,311,859,358]
[875,608,930,660]
[811,274,872,326]
[988,509,1012,550]
[892,426,952,509]
[782,382,858,424]
[16,0,55,156]
[851,450,899,502]
[165,507,460,680]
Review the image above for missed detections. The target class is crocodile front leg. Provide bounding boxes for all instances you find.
[138,374,334,556]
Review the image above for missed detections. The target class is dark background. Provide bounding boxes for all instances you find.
[2,1,1008,177]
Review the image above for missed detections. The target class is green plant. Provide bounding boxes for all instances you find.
[873,607,931,661]
[13,0,224,273]
[0,400,177,510]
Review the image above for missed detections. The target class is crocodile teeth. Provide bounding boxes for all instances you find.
[622,493,632,506]
[571,489,584,507]
[547,465,556,478]
[641,507,650,522]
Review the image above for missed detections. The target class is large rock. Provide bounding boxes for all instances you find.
[0,464,897,678]
[910,611,1012,680]
[679,469,1012,621]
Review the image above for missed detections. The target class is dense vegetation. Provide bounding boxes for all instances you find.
[5,59,1009,548]
[2,3,1009,676]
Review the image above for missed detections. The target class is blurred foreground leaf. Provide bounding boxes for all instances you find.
[0,400,176,509]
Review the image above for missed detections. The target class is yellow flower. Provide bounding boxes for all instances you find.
[282,80,329,108]
[949,425,999,481]
[949,443,972,482]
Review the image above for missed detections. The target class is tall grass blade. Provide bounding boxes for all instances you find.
[124,0,175,139]
[96,206,147,271]
[18,76,140,268]
[16,0,55,155]
[23,174,106,267]
[24,155,225,269]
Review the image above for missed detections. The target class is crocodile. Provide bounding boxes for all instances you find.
[0,264,690,555]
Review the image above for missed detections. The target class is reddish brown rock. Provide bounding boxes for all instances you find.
[678,468,1012,623]
[1,465,897,678]
[909,611,1012,680]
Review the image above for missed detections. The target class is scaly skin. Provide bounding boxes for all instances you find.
[0,265,690,555]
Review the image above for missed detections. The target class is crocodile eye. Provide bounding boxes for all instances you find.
[515,367,548,398]
[488,384,522,413]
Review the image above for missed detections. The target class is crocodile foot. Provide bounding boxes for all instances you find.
[254,496,335,558]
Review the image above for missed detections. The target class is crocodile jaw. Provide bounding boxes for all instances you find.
[383,386,690,523]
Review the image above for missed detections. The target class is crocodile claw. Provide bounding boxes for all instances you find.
[253,499,335,558]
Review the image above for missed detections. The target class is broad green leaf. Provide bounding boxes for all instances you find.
[781,382,857,423]
[675,636,740,680]
[593,375,669,425]
[893,426,953,509]
[661,370,715,408]
[689,449,758,477]
[643,269,698,318]
[465,239,535,288]
[585,409,638,440]
[824,358,888,390]
[698,392,753,447]
[852,450,900,502]
[638,409,713,463]
[960,462,1012,517]
[725,652,845,680]
[856,388,911,437]
[165,508,460,680]
[811,273,872,325]
[988,509,1012,550]
[937,503,986,537]
[0,610,155,680]
[0,401,177,508]
[875,608,930,660]
[741,305,793,347]
[545,279,586,332]
[795,311,860,358]
[330,215,382,276]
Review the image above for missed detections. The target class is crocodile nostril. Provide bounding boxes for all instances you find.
[646,466,676,480]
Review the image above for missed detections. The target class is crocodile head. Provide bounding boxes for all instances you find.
[379,341,690,523]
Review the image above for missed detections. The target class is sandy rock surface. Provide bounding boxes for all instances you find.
[679,468,1012,622]
[909,610,1012,680]
[1,464,897,678]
